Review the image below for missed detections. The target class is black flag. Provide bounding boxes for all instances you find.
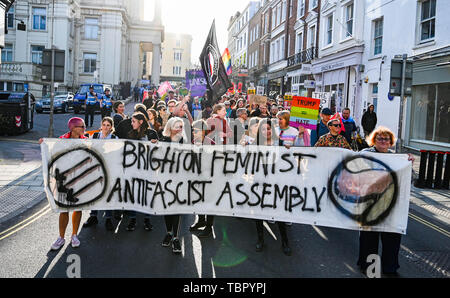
[200,20,232,105]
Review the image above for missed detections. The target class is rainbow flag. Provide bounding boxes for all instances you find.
[222,48,232,76]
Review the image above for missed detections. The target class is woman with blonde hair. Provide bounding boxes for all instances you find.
[358,126,415,276]
[160,117,187,253]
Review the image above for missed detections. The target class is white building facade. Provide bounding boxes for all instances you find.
[312,0,365,122]
[0,0,164,99]
[361,0,450,151]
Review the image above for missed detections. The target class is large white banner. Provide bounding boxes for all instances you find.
[41,139,412,234]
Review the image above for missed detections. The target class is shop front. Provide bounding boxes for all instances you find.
[312,46,363,116]
[267,69,287,99]
[286,64,313,97]
[406,47,450,151]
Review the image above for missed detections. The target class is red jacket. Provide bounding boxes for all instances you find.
[59,132,88,139]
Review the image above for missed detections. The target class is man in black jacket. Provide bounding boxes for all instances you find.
[362,105,377,137]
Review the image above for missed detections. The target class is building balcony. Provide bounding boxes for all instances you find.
[0,62,42,82]
[287,47,318,68]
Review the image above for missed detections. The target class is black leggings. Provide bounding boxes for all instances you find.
[357,231,402,273]
[197,215,214,226]
[164,215,181,237]
[255,220,288,243]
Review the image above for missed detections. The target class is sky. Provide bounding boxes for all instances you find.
[144,0,254,66]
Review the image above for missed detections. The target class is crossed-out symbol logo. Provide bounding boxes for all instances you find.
[203,45,220,86]
[328,156,399,226]
[47,147,108,208]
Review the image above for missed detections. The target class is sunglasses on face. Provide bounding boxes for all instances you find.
[376,137,391,142]
[329,124,341,128]
[75,125,86,129]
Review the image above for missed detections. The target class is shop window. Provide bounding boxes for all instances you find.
[436,83,450,143]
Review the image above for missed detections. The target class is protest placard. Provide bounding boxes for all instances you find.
[249,94,268,106]
[289,96,321,130]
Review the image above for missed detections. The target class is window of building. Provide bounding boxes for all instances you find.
[373,18,383,55]
[309,25,316,48]
[277,3,282,26]
[344,2,354,38]
[280,36,285,60]
[31,45,45,64]
[173,66,182,75]
[296,32,303,53]
[326,14,333,45]
[7,5,14,29]
[310,0,318,11]
[371,83,378,113]
[264,13,268,34]
[272,8,276,30]
[176,40,181,47]
[85,18,99,39]
[281,0,287,22]
[83,53,97,73]
[32,7,47,31]
[298,0,305,18]
[1,44,13,62]
[420,0,436,41]
[174,52,182,61]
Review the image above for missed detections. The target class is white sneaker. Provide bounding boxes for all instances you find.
[51,237,65,251]
[71,235,80,248]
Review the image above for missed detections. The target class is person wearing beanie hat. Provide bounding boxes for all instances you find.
[39,117,88,251]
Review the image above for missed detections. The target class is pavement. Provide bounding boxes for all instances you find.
[0,96,134,225]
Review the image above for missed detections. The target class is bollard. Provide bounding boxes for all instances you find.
[415,150,428,188]
[434,152,444,189]
[443,152,450,190]
[425,151,436,188]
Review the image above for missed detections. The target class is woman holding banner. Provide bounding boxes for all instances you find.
[189,119,216,238]
[39,117,87,250]
[357,126,415,276]
[160,117,188,254]
[250,118,292,256]
[240,117,260,146]
[83,117,119,231]
[206,103,233,145]
[125,112,159,232]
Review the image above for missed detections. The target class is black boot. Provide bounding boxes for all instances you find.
[282,240,292,256]
[105,218,114,231]
[144,218,153,231]
[126,218,137,231]
[256,233,264,252]
[189,217,207,231]
[198,225,213,238]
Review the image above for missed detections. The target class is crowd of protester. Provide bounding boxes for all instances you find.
[40,88,415,277]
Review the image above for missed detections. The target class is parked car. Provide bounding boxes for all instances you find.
[73,84,110,114]
[35,92,74,113]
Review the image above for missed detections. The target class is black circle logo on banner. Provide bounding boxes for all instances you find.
[203,45,220,86]
[47,147,108,208]
[328,156,398,226]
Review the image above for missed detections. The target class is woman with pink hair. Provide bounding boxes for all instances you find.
[39,117,88,250]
